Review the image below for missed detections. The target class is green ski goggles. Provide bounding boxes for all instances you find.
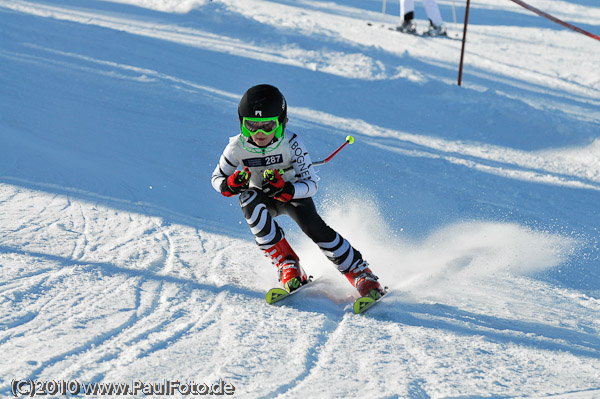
[241,117,283,138]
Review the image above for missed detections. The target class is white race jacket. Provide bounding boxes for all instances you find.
[211,131,319,199]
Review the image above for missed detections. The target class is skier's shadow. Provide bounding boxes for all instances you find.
[368,295,600,360]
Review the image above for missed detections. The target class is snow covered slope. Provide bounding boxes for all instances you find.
[1,0,599,397]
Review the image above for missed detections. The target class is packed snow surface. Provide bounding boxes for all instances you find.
[1,0,599,397]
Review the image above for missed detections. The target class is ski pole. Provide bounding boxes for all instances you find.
[283,135,355,172]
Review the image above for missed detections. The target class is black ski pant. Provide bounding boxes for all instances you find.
[238,189,362,272]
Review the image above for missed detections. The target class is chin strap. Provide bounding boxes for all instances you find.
[240,134,283,154]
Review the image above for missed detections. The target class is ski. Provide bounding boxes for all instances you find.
[265,277,314,305]
[353,289,387,314]
[266,277,387,314]
[366,21,461,40]
[396,30,461,41]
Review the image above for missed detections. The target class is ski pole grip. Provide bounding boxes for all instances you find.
[236,167,250,184]
[263,168,284,181]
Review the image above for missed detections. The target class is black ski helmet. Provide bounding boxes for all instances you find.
[238,84,287,138]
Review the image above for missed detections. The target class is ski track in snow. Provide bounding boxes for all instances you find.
[0,184,263,390]
[1,0,600,397]
[1,182,599,397]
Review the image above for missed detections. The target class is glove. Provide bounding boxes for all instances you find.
[220,167,251,197]
[262,169,295,202]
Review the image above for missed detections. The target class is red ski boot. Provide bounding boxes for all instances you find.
[264,238,308,293]
[343,260,385,298]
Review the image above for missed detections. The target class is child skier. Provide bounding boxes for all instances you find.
[211,84,385,298]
